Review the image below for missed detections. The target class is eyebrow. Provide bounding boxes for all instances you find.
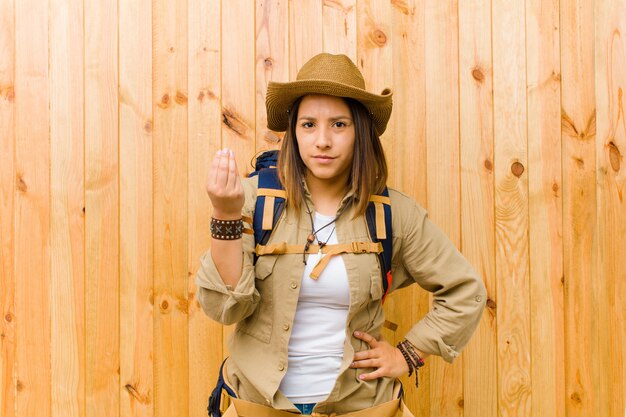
[297,115,352,122]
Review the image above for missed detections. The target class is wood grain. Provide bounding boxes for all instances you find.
[153,0,189,415]
[594,1,626,416]
[289,0,323,80]
[425,1,463,415]
[526,1,565,417]
[119,0,153,415]
[0,0,16,415]
[85,0,120,415]
[492,0,532,415]
[15,0,51,415]
[50,0,85,415]
[323,0,357,62]
[458,0,497,415]
[188,1,222,416]
[255,0,288,152]
[561,0,599,416]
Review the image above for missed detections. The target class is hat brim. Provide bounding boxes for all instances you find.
[266,79,392,135]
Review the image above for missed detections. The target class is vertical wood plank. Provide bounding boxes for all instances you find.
[255,0,289,152]
[289,0,322,79]
[594,1,626,416]
[424,1,463,415]
[85,0,119,414]
[492,0,531,415]
[221,0,254,356]
[222,0,255,178]
[525,1,565,417]
[323,0,357,62]
[153,0,189,415]
[0,0,16,416]
[458,0,497,416]
[560,0,598,416]
[50,0,85,416]
[357,0,393,179]
[15,0,51,415]
[188,1,221,416]
[388,2,429,415]
[119,0,153,415]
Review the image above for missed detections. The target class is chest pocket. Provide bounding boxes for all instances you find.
[237,255,277,343]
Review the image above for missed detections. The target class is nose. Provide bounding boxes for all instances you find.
[315,126,331,149]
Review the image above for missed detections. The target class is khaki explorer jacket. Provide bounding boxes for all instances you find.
[195,176,486,415]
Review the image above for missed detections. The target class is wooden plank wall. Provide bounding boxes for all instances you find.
[0,1,624,416]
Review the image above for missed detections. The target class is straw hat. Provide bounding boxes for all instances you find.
[266,53,393,135]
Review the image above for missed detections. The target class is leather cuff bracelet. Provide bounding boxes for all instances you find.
[210,218,244,240]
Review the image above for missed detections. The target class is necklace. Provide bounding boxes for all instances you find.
[302,198,340,265]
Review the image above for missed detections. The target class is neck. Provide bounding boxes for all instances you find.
[305,177,348,216]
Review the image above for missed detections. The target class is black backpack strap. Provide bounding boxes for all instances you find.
[207,359,237,417]
[365,188,393,303]
[253,168,286,248]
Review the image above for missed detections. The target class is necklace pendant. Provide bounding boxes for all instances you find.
[306,234,315,244]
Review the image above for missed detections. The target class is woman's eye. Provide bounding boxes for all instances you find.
[302,122,314,128]
[334,121,346,128]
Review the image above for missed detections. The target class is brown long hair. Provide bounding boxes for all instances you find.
[276,95,388,217]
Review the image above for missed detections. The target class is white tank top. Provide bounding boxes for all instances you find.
[278,212,350,404]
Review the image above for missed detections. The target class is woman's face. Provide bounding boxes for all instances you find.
[295,94,356,188]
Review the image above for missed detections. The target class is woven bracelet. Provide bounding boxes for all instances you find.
[397,340,425,388]
[210,218,244,240]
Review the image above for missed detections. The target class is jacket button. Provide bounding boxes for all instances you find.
[475,295,482,302]
[278,363,285,371]
[290,282,298,289]
[265,398,271,406]
[283,323,290,331]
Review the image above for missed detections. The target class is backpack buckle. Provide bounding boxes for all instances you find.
[351,241,369,253]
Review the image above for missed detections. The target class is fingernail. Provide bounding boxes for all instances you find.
[354,331,360,337]
[229,150,234,157]
[359,375,365,380]
[350,362,356,367]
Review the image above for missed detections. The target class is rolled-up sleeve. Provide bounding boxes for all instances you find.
[399,202,487,363]
[194,177,261,325]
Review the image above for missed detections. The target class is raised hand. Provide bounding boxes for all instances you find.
[350,331,410,381]
[206,148,245,220]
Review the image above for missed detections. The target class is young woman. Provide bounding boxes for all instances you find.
[196,53,486,416]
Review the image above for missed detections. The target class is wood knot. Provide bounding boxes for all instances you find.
[472,67,485,82]
[160,300,169,312]
[4,313,12,323]
[511,162,525,177]
[125,384,151,404]
[570,391,582,404]
[168,46,175,53]
[372,29,387,46]
[264,130,282,144]
[16,175,27,192]
[2,86,15,102]
[222,107,248,136]
[197,90,205,101]
[16,380,24,392]
[159,93,170,108]
[457,398,464,408]
[608,141,621,172]
[552,183,559,192]
[264,57,273,68]
[144,120,153,133]
[486,298,496,310]
[552,71,561,82]
[175,91,188,105]
[484,159,493,171]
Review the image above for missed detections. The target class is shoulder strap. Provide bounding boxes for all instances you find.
[253,167,286,246]
[365,188,393,303]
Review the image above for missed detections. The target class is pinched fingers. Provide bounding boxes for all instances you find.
[206,148,245,217]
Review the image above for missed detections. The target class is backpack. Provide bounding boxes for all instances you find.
[247,150,393,303]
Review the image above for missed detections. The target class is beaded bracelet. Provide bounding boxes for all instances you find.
[397,340,425,387]
[210,218,244,240]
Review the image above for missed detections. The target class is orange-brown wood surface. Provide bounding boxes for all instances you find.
[0,1,624,416]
